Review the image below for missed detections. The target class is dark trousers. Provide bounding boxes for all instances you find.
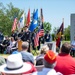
[28,42,31,53]
[0,45,2,53]
[37,39,41,50]
[0,45,5,53]
[32,40,35,50]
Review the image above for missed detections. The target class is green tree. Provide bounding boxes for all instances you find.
[64,25,70,40]
[52,25,70,41]
[52,27,59,40]
[43,22,51,33]
[0,2,23,36]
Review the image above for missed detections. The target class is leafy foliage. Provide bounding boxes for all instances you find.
[43,22,51,33]
[0,2,23,36]
[52,25,70,41]
[64,25,70,40]
[0,2,70,40]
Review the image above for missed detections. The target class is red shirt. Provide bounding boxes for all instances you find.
[54,53,75,75]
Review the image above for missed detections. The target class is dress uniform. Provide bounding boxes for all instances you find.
[21,26,31,52]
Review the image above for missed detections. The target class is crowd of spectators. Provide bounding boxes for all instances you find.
[0,41,75,75]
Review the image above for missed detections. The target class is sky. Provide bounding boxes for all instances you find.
[0,0,75,33]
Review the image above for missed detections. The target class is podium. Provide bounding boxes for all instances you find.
[17,40,23,52]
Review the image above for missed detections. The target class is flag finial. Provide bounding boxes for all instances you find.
[62,18,64,23]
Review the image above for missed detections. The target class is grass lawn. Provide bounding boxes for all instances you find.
[0,54,9,58]
[62,40,70,44]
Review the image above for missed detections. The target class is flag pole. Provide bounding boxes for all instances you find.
[62,18,64,23]
[61,18,64,46]
[62,18,64,34]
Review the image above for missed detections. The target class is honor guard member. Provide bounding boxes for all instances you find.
[31,30,36,50]
[44,31,51,42]
[21,26,31,52]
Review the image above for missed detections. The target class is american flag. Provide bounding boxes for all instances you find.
[34,8,44,47]
[39,8,44,37]
[11,17,17,32]
[39,24,44,37]
[34,31,39,47]
[34,24,44,47]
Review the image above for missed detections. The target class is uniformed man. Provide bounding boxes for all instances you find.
[11,31,18,41]
[44,31,51,42]
[0,35,10,53]
[31,31,36,50]
[21,26,31,52]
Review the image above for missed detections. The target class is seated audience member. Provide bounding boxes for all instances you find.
[32,50,62,75]
[12,51,37,74]
[71,36,75,57]
[0,53,36,75]
[6,37,18,54]
[0,56,6,66]
[21,42,34,64]
[11,31,18,41]
[54,42,75,75]
[36,45,49,65]
[0,35,10,53]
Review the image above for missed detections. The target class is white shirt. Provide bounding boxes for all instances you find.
[32,68,62,75]
[9,41,18,49]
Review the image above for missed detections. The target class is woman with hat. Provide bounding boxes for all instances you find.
[0,53,36,75]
